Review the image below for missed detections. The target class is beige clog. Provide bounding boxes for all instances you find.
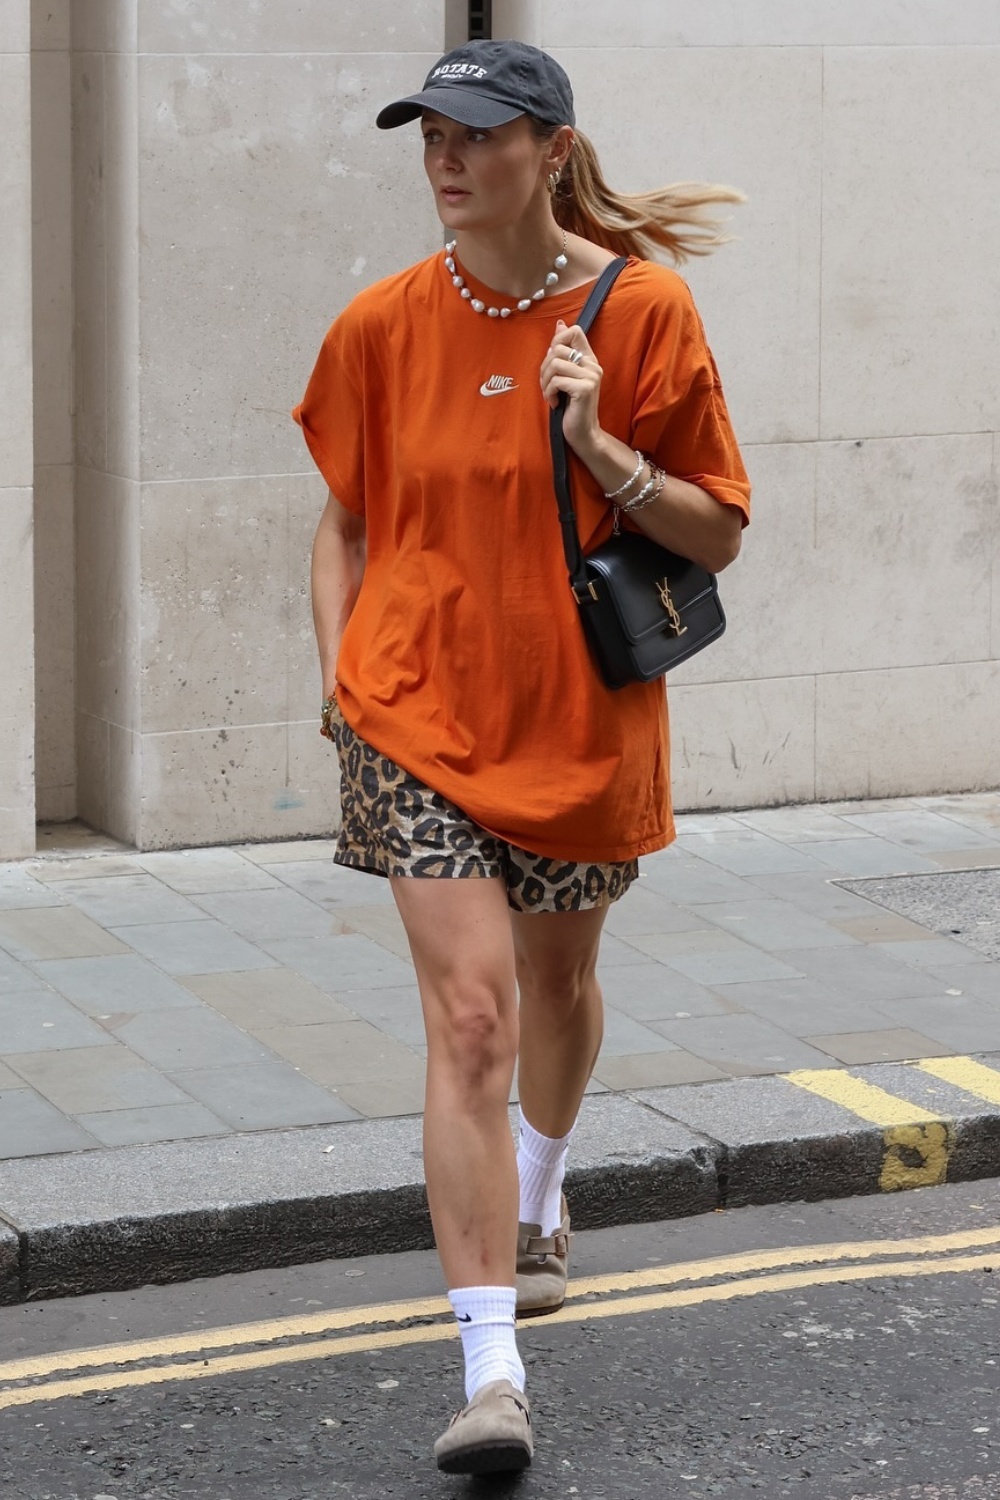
[515,1193,571,1319]
[434,1379,533,1474]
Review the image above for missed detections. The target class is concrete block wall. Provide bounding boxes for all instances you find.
[494,0,1000,811]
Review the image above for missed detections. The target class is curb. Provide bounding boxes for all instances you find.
[2,1063,1000,1305]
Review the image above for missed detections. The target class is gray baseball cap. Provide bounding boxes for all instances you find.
[376,39,575,131]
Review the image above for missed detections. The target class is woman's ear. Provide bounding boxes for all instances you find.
[547,126,575,175]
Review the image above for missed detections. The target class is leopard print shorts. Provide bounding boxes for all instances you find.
[328,700,638,914]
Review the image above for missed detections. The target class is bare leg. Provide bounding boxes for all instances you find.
[512,905,609,1139]
[390,875,520,1290]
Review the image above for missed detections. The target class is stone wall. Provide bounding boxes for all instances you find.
[4,2,999,856]
[494,0,1000,810]
[67,0,443,847]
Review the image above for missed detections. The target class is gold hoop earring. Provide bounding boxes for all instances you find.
[547,170,561,196]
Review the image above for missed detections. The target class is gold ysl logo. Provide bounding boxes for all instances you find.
[656,579,687,636]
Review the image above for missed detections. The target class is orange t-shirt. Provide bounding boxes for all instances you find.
[293,253,750,862]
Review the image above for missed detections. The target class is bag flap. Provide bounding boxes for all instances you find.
[585,533,718,646]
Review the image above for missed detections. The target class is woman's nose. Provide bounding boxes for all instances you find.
[436,142,463,172]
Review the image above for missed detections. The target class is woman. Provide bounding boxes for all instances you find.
[294,37,750,1475]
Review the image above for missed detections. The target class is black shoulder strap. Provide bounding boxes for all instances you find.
[549,256,630,601]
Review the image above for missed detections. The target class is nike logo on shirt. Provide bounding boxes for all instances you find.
[479,375,518,396]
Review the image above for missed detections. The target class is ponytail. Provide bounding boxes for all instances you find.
[534,124,745,264]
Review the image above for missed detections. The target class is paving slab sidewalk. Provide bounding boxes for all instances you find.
[2,792,1000,1302]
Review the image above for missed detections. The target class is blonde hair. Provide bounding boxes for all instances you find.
[536,124,745,264]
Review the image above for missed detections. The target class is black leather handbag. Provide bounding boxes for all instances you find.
[550,258,727,690]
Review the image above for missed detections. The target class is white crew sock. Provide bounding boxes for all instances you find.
[517,1113,573,1237]
[448,1285,524,1402]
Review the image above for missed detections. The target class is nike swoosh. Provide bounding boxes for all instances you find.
[479,382,518,396]
[456,1313,472,1322]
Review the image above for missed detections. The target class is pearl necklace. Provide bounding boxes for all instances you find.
[444,233,569,318]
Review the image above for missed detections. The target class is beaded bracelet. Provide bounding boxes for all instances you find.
[619,462,658,513]
[621,462,666,514]
[604,450,645,501]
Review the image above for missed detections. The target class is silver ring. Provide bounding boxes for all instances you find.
[566,348,585,366]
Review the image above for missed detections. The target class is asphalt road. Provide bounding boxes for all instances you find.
[1,1181,998,1500]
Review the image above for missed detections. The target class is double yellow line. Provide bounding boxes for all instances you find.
[2,1224,997,1411]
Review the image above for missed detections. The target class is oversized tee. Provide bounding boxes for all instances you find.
[293,253,750,862]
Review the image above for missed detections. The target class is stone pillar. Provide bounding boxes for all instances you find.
[71,1,444,847]
[71,1,141,842]
[0,1,36,857]
[32,0,75,824]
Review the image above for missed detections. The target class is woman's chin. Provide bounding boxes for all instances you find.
[437,206,473,231]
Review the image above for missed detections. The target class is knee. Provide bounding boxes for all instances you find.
[428,975,518,1079]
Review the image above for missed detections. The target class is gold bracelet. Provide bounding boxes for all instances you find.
[320,694,337,741]
[622,463,665,514]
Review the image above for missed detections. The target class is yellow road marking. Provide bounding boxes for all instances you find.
[785,1067,956,1191]
[569,1221,1000,1296]
[0,1322,453,1411]
[0,1248,994,1413]
[917,1056,1000,1107]
[785,1069,940,1126]
[6,1223,1000,1385]
[5,1224,1000,1386]
[0,1296,452,1383]
[879,1122,950,1191]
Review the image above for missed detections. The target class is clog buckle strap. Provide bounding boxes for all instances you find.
[521,1228,571,1259]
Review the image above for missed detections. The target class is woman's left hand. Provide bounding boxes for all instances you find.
[539,318,604,460]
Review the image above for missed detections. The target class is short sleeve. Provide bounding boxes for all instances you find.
[629,276,751,524]
[292,302,370,516]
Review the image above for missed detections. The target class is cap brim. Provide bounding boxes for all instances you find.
[375,88,523,130]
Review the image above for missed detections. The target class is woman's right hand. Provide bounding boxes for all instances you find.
[320,686,340,742]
